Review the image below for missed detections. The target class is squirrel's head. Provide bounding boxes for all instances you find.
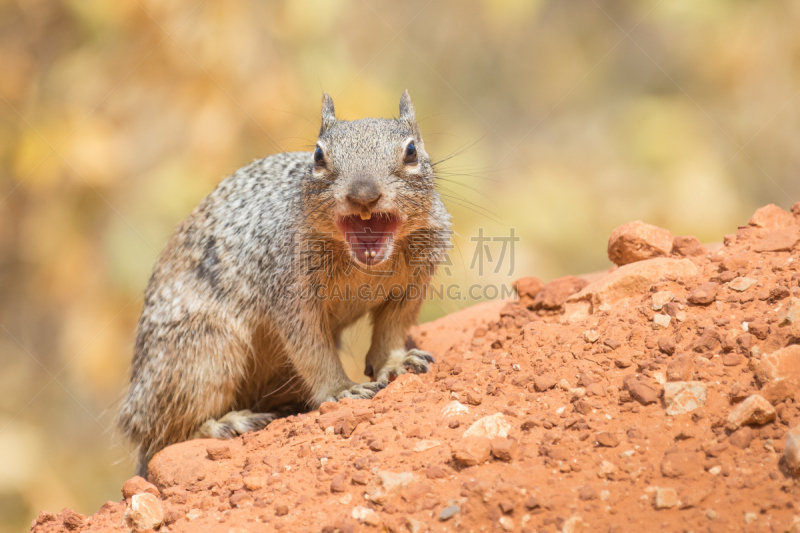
[303,90,437,266]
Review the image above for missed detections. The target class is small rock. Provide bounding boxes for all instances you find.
[653,314,671,329]
[452,436,491,466]
[663,381,707,415]
[651,291,674,311]
[407,518,426,533]
[679,488,710,509]
[728,277,756,292]
[778,297,800,326]
[754,226,800,253]
[243,476,267,491]
[657,337,676,355]
[722,352,743,366]
[749,204,796,229]
[729,427,753,449]
[275,504,289,516]
[33,512,57,526]
[607,220,674,266]
[513,277,545,308]
[352,471,370,485]
[744,512,758,525]
[441,400,469,418]
[654,487,678,509]
[785,426,800,477]
[318,401,338,414]
[123,493,164,531]
[121,477,160,500]
[568,258,698,312]
[61,511,86,531]
[465,391,483,405]
[582,330,600,343]
[498,499,514,514]
[534,374,557,392]
[413,439,442,453]
[771,285,791,301]
[463,413,512,439]
[352,506,380,526]
[561,515,590,533]
[666,355,694,382]
[499,516,514,531]
[599,460,618,477]
[578,485,596,501]
[524,496,541,510]
[206,443,232,460]
[229,491,253,508]
[623,375,661,405]
[705,441,729,458]
[604,338,621,349]
[585,382,606,397]
[726,394,777,431]
[317,407,353,431]
[755,345,800,404]
[688,282,718,305]
[532,276,588,310]
[692,328,721,353]
[575,399,593,415]
[660,451,704,478]
[614,356,633,368]
[490,438,518,461]
[439,505,460,521]
[365,471,417,504]
[330,474,347,493]
[748,320,770,340]
[336,408,375,437]
[672,235,706,257]
[185,509,202,520]
[595,431,619,447]
[163,508,183,525]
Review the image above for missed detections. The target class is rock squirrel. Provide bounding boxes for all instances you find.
[118,91,451,476]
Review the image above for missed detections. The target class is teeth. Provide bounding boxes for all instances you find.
[360,211,371,221]
[364,250,369,257]
[370,251,376,257]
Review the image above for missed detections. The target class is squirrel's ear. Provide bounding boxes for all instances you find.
[320,93,336,134]
[399,89,416,123]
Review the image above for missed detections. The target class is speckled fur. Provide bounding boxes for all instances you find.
[117,91,451,476]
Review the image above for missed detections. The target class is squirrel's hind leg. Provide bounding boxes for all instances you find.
[192,409,277,440]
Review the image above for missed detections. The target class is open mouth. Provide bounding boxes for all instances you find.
[336,212,400,265]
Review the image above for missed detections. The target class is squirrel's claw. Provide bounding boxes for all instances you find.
[329,381,386,403]
[375,348,435,383]
[193,409,277,440]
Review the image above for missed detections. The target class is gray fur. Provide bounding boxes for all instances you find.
[117,91,451,476]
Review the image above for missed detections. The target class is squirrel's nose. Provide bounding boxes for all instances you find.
[346,180,382,210]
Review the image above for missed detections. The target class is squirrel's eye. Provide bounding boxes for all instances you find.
[404,142,417,164]
[314,145,325,166]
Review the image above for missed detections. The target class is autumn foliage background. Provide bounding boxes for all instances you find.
[1,1,800,531]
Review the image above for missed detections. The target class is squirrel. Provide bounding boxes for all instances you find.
[117,91,451,476]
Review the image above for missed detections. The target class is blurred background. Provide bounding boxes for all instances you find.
[1,0,799,530]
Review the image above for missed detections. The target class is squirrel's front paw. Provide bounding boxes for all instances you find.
[193,409,276,440]
[373,349,435,384]
[328,381,386,403]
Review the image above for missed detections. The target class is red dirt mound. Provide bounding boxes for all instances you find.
[32,203,800,533]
